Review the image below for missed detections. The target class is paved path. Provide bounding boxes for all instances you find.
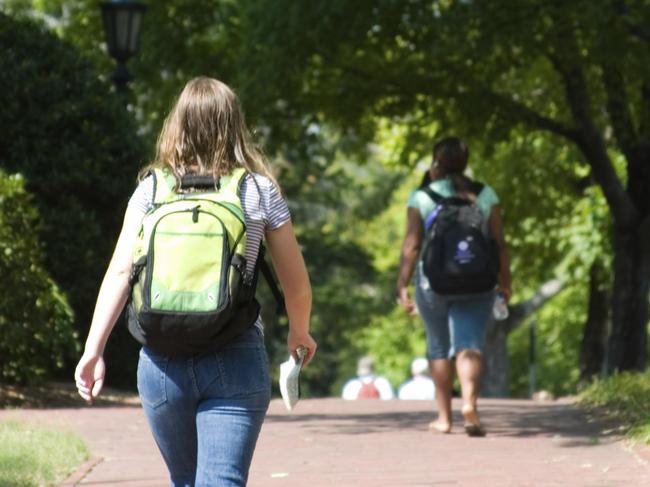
[1,397,649,486]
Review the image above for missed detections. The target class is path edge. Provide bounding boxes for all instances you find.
[60,456,103,486]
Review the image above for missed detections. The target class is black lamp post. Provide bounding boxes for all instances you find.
[100,0,146,93]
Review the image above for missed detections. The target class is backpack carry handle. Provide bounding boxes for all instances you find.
[180,175,219,190]
[438,196,473,206]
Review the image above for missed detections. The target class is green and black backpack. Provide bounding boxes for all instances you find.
[126,167,261,357]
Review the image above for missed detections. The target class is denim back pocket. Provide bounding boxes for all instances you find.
[137,347,168,409]
[213,327,270,397]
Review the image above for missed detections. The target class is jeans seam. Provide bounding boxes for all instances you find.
[214,352,227,389]
[257,346,269,386]
[188,357,201,398]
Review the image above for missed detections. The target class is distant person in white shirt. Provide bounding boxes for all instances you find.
[398,357,436,400]
[342,356,394,400]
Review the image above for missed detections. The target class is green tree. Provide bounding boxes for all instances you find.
[2,0,246,140]
[476,134,611,393]
[0,11,147,384]
[269,129,404,395]
[237,0,650,373]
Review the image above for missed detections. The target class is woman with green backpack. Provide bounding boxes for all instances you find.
[75,77,317,486]
[396,137,512,437]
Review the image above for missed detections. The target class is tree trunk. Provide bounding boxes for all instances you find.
[482,317,509,397]
[572,131,650,373]
[607,223,650,372]
[482,279,564,397]
[578,262,609,383]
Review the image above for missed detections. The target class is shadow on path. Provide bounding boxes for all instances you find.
[265,398,618,446]
[0,382,139,409]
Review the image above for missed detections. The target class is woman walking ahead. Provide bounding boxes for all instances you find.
[396,137,511,436]
[75,77,316,486]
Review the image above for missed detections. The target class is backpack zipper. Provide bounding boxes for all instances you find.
[179,196,245,225]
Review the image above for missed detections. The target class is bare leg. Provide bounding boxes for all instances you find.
[429,358,454,432]
[456,349,482,409]
[456,349,485,436]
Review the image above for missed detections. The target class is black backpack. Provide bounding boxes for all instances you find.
[420,183,499,295]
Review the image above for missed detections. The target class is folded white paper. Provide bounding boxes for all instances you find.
[279,347,307,412]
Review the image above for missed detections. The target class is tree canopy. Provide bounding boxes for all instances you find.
[3,0,648,393]
[236,0,650,372]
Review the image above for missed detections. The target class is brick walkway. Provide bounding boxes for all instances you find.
[1,397,649,486]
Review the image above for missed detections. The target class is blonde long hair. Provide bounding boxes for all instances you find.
[141,77,277,187]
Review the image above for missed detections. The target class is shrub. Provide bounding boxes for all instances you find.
[579,371,650,444]
[0,170,78,383]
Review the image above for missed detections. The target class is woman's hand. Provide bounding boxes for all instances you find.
[397,286,417,315]
[288,330,317,366]
[74,354,106,403]
[497,285,513,303]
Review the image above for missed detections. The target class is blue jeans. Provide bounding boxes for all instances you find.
[414,266,495,360]
[137,326,271,487]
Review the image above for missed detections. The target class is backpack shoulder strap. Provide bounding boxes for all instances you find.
[420,186,443,204]
[219,167,248,199]
[202,168,248,224]
[259,250,286,316]
[471,181,485,196]
[238,174,285,317]
[151,168,177,204]
[422,185,469,207]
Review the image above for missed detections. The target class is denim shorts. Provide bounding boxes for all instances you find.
[414,265,495,360]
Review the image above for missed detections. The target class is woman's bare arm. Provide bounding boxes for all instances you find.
[396,208,424,314]
[266,221,317,365]
[75,205,143,401]
[488,204,513,301]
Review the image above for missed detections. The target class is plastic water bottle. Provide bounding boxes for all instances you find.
[493,292,509,321]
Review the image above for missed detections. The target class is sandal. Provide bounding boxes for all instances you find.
[461,405,486,437]
[463,423,486,437]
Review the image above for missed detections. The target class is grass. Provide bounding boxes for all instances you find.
[578,371,650,445]
[0,420,89,487]
[0,382,137,486]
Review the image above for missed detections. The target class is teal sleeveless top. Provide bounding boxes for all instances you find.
[407,178,499,222]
